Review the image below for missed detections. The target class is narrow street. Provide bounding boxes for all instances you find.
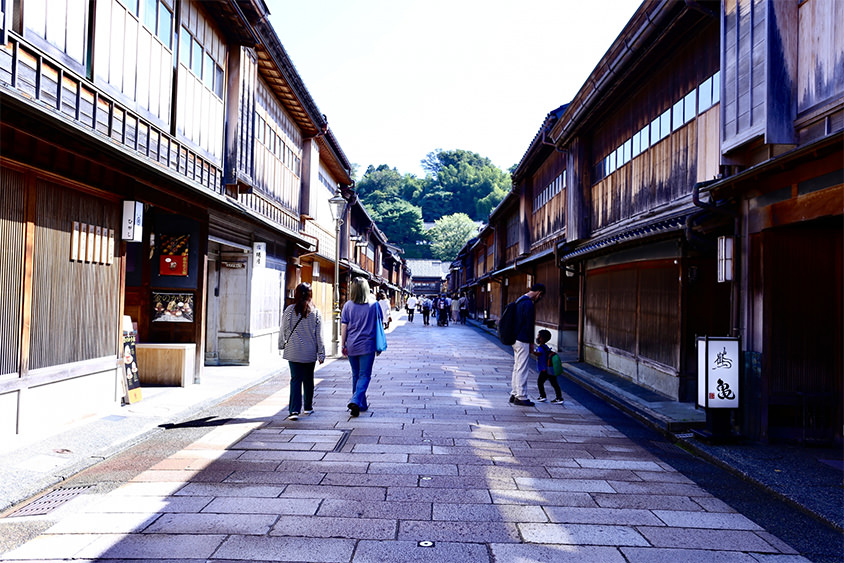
[0,313,836,562]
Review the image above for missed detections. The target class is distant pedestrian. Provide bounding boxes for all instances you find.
[341,277,383,417]
[377,291,391,329]
[406,294,417,322]
[450,294,460,323]
[535,329,563,404]
[279,283,325,421]
[508,283,546,406]
[421,296,432,325]
[458,293,468,324]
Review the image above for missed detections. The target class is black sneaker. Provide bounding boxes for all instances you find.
[508,395,516,404]
[513,398,535,407]
[348,403,360,417]
[551,398,564,404]
[288,412,299,421]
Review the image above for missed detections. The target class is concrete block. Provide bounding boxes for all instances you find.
[653,510,762,530]
[519,523,649,546]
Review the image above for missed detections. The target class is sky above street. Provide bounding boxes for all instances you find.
[268,1,641,179]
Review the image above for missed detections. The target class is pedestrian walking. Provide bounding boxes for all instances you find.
[377,291,391,329]
[450,293,460,323]
[341,277,383,417]
[507,283,546,406]
[535,329,564,403]
[458,293,468,324]
[421,296,432,325]
[406,294,417,322]
[279,283,325,421]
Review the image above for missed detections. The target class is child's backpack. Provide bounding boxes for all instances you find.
[498,300,519,345]
[550,351,564,377]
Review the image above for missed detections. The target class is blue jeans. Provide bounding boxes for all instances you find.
[288,361,315,414]
[348,353,375,411]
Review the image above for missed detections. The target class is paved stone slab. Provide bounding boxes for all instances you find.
[44,512,160,534]
[620,547,760,562]
[201,497,320,515]
[214,536,355,562]
[653,510,762,530]
[387,487,492,503]
[519,523,650,546]
[637,527,779,552]
[515,477,615,493]
[544,506,664,526]
[77,533,226,559]
[318,499,432,520]
[489,544,628,562]
[433,502,547,522]
[398,520,521,542]
[143,513,276,535]
[352,540,489,563]
[83,495,213,514]
[592,492,704,511]
[279,484,386,501]
[489,489,598,507]
[270,515,396,539]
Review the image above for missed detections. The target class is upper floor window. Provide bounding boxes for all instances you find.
[593,70,722,184]
[24,0,88,66]
[179,24,224,98]
[143,0,172,49]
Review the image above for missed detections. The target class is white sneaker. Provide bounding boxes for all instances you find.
[536,397,547,402]
[303,409,314,415]
[551,398,565,404]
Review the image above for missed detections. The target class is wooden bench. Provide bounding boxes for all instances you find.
[135,343,196,387]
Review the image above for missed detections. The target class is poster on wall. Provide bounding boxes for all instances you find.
[151,292,195,322]
[159,234,190,276]
[121,317,142,404]
[697,336,740,409]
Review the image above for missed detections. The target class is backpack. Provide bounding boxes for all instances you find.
[550,351,564,377]
[498,299,520,345]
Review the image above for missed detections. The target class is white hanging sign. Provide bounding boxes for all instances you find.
[122,201,144,242]
[697,336,740,409]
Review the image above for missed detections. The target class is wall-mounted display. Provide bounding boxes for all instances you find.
[151,292,194,322]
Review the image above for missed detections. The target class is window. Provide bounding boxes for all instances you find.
[179,27,191,67]
[142,0,171,49]
[672,99,684,131]
[215,64,225,98]
[659,109,671,140]
[203,52,214,89]
[181,25,224,99]
[191,37,202,76]
[683,89,696,123]
[712,70,720,104]
[699,76,713,111]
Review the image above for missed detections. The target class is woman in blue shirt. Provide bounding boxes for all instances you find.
[340,277,383,417]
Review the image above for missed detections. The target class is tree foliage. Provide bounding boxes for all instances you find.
[354,151,509,255]
[427,213,478,262]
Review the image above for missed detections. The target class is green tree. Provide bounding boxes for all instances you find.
[427,213,478,262]
[370,199,424,250]
[420,149,510,221]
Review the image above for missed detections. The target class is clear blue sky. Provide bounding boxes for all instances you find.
[268,1,641,179]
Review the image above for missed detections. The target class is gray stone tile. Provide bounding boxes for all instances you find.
[418,475,517,490]
[546,467,640,481]
[653,510,762,530]
[44,513,160,534]
[201,497,319,515]
[620,547,758,562]
[321,472,418,487]
[489,489,598,507]
[387,487,491,503]
[223,471,324,485]
[433,503,547,522]
[753,532,801,555]
[353,540,490,563]
[749,554,812,562]
[318,499,432,520]
[637,527,779,552]
[607,481,708,496]
[214,536,354,562]
[270,515,396,539]
[322,452,407,463]
[368,462,459,475]
[174,483,285,497]
[84,495,213,514]
[398,520,521,542]
[592,493,704,511]
[515,477,615,493]
[575,458,665,471]
[352,444,432,454]
[280,484,386,501]
[278,460,370,473]
[692,497,738,513]
[519,523,650,546]
[544,506,664,526]
[490,544,627,562]
[144,513,276,535]
[77,533,226,559]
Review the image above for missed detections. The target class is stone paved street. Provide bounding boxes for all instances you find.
[0,314,816,562]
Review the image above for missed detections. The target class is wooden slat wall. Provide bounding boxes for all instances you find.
[797,0,844,112]
[535,260,560,328]
[0,168,26,376]
[28,181,121,370]
[585,261,680,371]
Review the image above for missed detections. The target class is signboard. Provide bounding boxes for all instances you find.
[121,318,142,404]
[152,292,195,322]
[253,242,266,268]
[697,336,740,408]
[122,201,144,242]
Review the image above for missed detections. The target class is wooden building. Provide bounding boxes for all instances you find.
[451,0,842,444]
[0,0,386,437]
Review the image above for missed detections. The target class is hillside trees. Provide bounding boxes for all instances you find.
[427,213,479,261]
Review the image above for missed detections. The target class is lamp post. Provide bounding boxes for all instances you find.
[328,189,346,357]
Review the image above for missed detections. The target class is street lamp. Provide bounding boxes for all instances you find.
[328,189,346,357]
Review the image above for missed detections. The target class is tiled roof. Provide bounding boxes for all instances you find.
[406,259,446,279]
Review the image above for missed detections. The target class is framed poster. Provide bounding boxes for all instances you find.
[151,292,195,322]
[121,326,142,404]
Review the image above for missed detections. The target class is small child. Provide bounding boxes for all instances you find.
[535,329,564,404]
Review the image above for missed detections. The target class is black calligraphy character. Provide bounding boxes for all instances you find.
[716,378,736,400]
[713,347,732,370]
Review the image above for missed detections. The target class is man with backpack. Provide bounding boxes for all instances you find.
[499,283,546,406]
